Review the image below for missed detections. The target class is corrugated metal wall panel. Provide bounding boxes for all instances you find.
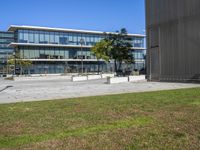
[146,0,200,82]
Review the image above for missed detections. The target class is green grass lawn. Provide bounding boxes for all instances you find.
[1,88,200,150]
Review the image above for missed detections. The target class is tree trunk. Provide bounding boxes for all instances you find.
[118,61,122,71]
[114,60,117,73]
[118,61,124,76]
[20,66,23,75]
[97,59,100,74]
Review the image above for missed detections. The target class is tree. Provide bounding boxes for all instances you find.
[91,28,134,74]
[107,28,134,73]
[91,39,112,74]
[8,51,32,75]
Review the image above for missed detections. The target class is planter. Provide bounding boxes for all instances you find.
[14,76,72,81]
[87,75,102,80]
[71,76,87,82]
[128,75,146,82]
[101,73,115,78]
[107,77,128,84]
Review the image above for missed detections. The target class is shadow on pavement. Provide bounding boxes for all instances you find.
[0,86,13,93]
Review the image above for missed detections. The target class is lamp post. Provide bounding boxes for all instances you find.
[12,51,16,77]
[80,38,84,75]
[6,52,8,76]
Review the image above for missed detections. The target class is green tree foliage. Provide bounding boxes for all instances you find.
[91,28,134,73]
[91,39,112,73]
[91,39,111,62]
[8,51,32,75]
[107,28,134,72]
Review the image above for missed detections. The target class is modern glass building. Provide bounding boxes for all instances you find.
[0,31,14,75]
[1,25,145,74]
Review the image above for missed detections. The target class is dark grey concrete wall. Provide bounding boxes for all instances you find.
[146,0,200,82]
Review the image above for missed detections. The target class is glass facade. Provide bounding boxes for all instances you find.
[0,31,14,75]
[26,61,109,74]
[19,46,96,60]
[0,26,146,75]
[132,50,146,60]
[19,47,146,61]
[17,30,106,46]
[131,37,145,48]
[17,30,145,48]
[15,29,146,74]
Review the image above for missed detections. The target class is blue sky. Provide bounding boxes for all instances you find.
[0,0,145,34]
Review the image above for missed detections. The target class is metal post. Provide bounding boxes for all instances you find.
[14,52,16,76]
[6,52,8,76]
[81,42,83,74]
[80,39,84,75]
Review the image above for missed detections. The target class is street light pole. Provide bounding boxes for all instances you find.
[6,52,8,76]
[14,53,16,76]
[80,38,84,75]
[13,51,16,77]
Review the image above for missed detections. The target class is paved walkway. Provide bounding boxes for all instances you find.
[0,77,200,104]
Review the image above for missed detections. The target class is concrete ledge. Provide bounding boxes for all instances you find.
[14,76,72,81]
[71,76,87,82]
[101,73,115,78]
[128,75,146,82]
[107,77,129,84]
[30,74,62,77]
[87,75,102,80]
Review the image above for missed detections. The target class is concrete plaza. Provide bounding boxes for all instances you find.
[0,77,200,104]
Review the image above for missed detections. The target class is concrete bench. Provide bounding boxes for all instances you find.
[87,75,102,80]
[107,77,129,84]
[128,75,146,82]
[71,76,87,82]
[101,73,115,78]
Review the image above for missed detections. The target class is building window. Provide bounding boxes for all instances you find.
[29,31,34,43]
[39,31,45,43]
[24,31,29,43]
[55,33,59,44]
[44,32,49,44]
[50,32,55,44]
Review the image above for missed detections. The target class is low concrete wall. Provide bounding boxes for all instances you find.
[107,77,129,84]
[87,75,102,80]
[30,74,62,77]
[72,74,115,81]
[30,73,79,77]
[101,73,115,78]
[14,75,72,81]
[128,75,146,82]
[71,76,87,82]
